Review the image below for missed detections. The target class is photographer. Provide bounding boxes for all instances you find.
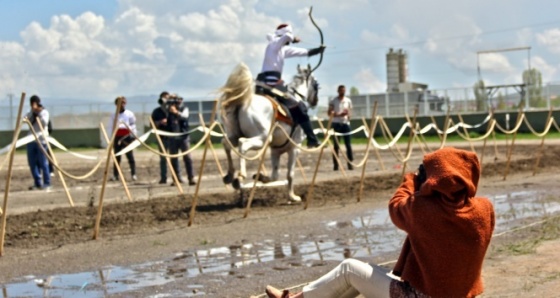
[25,95,51,191]
[166,95,196,185]
[151,92,196,185]
[264,147,495,298]
[108,96,137,182]
[151,91,172,184]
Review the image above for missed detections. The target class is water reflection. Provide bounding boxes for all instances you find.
[2,190,559,297]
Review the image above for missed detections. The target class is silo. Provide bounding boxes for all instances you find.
[398,49,408,83]
[386,48,400,92]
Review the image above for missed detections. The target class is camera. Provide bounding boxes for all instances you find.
[415,164,427,189]
[164,94,184,112]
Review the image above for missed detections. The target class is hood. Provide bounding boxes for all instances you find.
[418,147,480,200]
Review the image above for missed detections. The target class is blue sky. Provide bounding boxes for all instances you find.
[1,0,560,103]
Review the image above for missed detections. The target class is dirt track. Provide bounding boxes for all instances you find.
[1,140,560,297]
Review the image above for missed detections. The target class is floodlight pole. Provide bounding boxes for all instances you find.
[476,46,532,110]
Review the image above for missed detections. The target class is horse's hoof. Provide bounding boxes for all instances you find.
[232,178,241,190]
[223,173,233,185]
[253,173,272,183]
[289,196,302,203]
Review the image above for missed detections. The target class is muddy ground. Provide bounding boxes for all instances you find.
[1,140,560,297]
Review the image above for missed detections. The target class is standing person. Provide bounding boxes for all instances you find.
[264,147,495,298]
[25,95,51,191]
[256,23,325,148]
[166,95,196,185]
[328,85,354,171]
[108,96,137,181]
[152,91,171,184]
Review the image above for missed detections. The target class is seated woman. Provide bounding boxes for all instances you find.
[265,147,495,298]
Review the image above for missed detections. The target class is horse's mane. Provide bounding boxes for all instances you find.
[219,62,254,111]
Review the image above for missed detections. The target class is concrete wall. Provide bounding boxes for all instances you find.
[0,128,99,148]
[1,110,557,149]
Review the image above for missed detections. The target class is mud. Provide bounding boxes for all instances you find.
[1,141,560,297]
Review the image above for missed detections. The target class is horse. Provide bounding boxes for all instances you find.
[219,62,319,203]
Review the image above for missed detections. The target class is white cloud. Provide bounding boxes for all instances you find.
[479,53,514,74]
[353,68,385,94]
[537,28,560,54]
[0,0,558,101]
[529,56,557,82]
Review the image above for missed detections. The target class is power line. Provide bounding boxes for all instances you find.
[327,19,560,55]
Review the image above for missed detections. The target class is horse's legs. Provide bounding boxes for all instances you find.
[238,136,267,180]
[271,149,280,182]
[287,147,301,202]
[222,138,236,185]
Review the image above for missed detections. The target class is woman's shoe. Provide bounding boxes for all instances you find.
[265,285,290,298]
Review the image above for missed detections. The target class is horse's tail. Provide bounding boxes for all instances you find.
[219,62,254,112]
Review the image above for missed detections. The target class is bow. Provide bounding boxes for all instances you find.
[308,6,324,73]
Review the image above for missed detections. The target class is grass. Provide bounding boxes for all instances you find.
[495,216,560,256]
[5,131,560,155]
[336,131,560,145]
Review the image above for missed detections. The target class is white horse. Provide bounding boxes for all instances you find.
[219,62,319,203]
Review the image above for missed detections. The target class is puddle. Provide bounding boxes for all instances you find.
[2,190,559,296]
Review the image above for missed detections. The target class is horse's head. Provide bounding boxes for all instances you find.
[289,64,320,107]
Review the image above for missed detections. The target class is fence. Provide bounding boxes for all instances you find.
[3,82,560,132]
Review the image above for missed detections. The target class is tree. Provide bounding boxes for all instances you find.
[522,68,543,108]
[496,92,507,110]
[349,86,360,96]
[473,80,488,111]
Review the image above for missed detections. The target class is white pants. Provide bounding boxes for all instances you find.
[302,259,392,298]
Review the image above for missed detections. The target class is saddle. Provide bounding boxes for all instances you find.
[255,81,293,126]
[262,95,293,126]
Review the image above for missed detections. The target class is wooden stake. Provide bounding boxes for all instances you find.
[149,118,184,194]
[1,92,26,256]
[92,98,123,240]
[361,117,385,171]
[317,119,346,177]
[100,123,132,202]
[304,116,333,210]
[188,100,218,226]
[36,119,74,206]
[401,108,418,178]
[208,137,229,190]
[532,108,553,176]
[243,122,276,218]
[296,157,308,183]
[379,117,406,164]
[405,115,428,155]
[457,113,476,153]
[503,107,523,180]
[439,105,451,149]
[429,115,442,142]
[479,110,494,173]
[358,101,378,202]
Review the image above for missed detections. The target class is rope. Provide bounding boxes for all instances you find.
[523,116,554,138]
[117,121,217,159]
[494,113,526,134]
[218,122,278,161]
[452,119,497,142]
[23,119,105,180]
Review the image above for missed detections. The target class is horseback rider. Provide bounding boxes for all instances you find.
[256,23,325,148]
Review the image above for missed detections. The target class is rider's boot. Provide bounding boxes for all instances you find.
[300,120,319,148]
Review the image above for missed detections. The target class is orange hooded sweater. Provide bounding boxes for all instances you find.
[389,147,495,298]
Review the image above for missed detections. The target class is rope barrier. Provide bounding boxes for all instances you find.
[494,113,526,134]
[23,119,105,180]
